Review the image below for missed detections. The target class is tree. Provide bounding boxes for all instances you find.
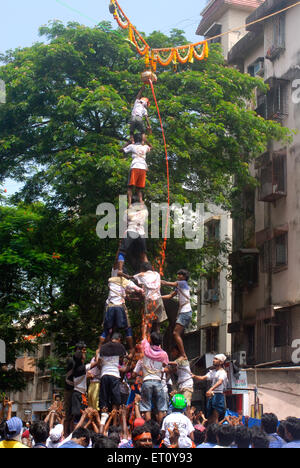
[0,22,292,388]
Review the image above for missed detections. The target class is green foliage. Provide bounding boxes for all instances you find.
[0,22,292,390]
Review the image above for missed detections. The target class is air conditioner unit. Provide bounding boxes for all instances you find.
[204,289,219,303]
[233,351,247,366]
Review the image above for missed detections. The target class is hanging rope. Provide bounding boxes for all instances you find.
[148,79,170,276]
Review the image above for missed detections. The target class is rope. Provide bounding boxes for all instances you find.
[148,79,170,276]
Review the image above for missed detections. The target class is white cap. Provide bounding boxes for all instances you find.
[214,353,227,364]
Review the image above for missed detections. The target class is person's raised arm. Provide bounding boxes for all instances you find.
[136,85,145,101]
[161,280,178,288]
[6,400,13,421]
[161,291,177,301]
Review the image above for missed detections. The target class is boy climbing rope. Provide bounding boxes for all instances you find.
[161,269,193,359]
[130,85,151,144]
[121,133,152,207]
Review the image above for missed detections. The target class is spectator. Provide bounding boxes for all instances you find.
[93,435,118,449]
[261,413,285,448]
[197,423,219,448]
[59,427,90,449]
[214,424,235,448]
[132,425,153,449]
[0,417,29,449]
[234,425,251,449]
[251,427,270,448]
[30,421,49,449]
[283,417,300,448]
[161,394,194,448]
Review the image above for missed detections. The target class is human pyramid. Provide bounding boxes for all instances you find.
[60,77,230,449]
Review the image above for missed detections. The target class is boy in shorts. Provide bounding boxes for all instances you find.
[161,269,192,359]
[122,133,152,207]
[130,85,151,144]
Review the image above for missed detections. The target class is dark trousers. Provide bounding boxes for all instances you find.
[99,375,121,410]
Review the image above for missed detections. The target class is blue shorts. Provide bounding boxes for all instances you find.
[139,380,168,413]
[176,310,192,328]
[101,306,131,337]
[206,393,226,418]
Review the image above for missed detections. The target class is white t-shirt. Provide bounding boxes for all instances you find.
[73,364,91,394]
[131,99,148,118]
[89,358,102,383]
[162,412,194,448]
[123,144,150,170]
[134,270,161,301]
[124,204,148,237]
[134,357,164,382]
[176,280,191,314]
[205,368,228,393]
[107,277,142,306]
[176,358,193,390]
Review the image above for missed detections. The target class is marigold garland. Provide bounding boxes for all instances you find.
[109,0,208,71]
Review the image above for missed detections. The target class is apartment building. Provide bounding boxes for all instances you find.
[227,0,300,418]
[5,343,54,421]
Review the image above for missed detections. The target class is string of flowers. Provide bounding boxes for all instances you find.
[109,0,209,71]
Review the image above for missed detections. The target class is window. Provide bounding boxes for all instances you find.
[273,14,285,49]
[266,14,285,61]
[246,326,255,357]
[257,150,287,202]
[266,80,289,121]
[248,58,264,78]
[205,327,219,353]
[273,311,289,348]
[274,233,288,267]
[205,219,220,241]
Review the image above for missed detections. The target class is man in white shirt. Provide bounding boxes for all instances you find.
[161,394,195,448]
[122,133,152,207]
[133,262,168,333]
[132,330,169,423]
[192,354,228,425]
[129,85,151,144]
[100,274,144,354]
[99,333,128,412]
[117,199,149,274]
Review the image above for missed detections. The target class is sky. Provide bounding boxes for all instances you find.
[0,0,206,195]
[0,0,206,55]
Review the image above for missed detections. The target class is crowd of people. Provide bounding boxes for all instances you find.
[1,392,300,448]
[1,85,300,450]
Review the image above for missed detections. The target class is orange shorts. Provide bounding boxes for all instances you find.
[128,168,146,188]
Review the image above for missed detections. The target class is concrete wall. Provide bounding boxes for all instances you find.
[246,367,300,419]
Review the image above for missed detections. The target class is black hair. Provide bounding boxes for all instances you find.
[205,423,219,444]
[144,420,161,445]
[132,424,152,447]
[134,133,143,144]
[177,269,190,281]
[93,435,118,448]
[30,421,49,444]
[261,413,278,434]
[250,428,270,448]
[234,425,251,449]
[140,262,153,272]
[216,425,235,447]
[72,427,91,445]
[150,332,162,347]
[194,428,206,446]
[108,432,121,444]
[0,421,6,440]
[285,417,300,441]
[277,420,288,441]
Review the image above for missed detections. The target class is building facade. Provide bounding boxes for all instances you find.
[227,0,300,417]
